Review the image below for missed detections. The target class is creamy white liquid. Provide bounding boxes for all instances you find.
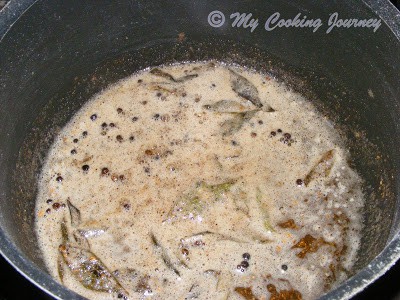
[35,62,364,300]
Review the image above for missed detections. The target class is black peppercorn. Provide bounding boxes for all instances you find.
[242,253,251,261]
[240,261,249,268]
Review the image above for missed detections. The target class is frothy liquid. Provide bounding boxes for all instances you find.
[35,62,364,300]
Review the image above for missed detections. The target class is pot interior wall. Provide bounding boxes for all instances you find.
[0,0,399,298]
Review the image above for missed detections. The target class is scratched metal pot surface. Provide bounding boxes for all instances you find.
[0,1,399,299]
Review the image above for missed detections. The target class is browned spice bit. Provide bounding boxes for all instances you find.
[156,92,162,97]
[137,79,143,83]
[278,219,298,229]
[267,284,302,300]
[123,203,130,210]
[177,32,186,42]
[116,135,123,142]
[73,138,79,143]
[181,248,189,256]
[234,287,259,300]
[82,131,88,137]
[132,117,139,122]
[153,114,160,120]
[101,122,107,128]
[251,132,257,138]
[129,136,135,141]
[109,123,116,128]
[292,234,318,258]
[90,114,97,121]
[270,131,276,137]
[45,208,51,214]
[333,213,350,226]
[277,129,282,133]
[46,199,53,204]
[52,203,61,210]
[119,175,125,181]
[142,101,148,105]
[117,108,123,114]
[145,149,154,156]
[304,150,335,186]
[258,120,263,125]
[101,168,109,176]
[296,179,303,186]
[111,174,119,182]
[56,176,63,183]
[144,167,150,174]
[71,149,77,155]
[194,97,201,102]
[291,234,335,258]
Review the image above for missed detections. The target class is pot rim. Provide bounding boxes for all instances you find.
[0,0,399,299]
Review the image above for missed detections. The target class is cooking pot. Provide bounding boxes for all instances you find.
[0,0,399,299]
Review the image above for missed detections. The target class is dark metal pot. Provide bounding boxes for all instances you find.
[0,0,399,299]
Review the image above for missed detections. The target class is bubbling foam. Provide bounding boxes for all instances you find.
[35,62,364,300]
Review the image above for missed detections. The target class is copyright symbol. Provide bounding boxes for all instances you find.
[208,10,225,28]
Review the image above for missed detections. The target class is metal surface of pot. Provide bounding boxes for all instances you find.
[0,1,399,299]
